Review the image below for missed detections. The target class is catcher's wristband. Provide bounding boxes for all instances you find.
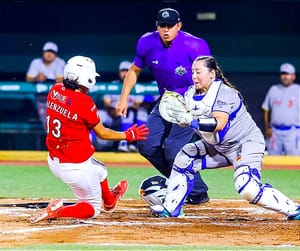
[190,118,217,132]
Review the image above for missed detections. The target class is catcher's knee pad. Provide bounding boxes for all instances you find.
[234,165,265,204]
[139,175,167,206]
[174,141,207,172]
[181,141,206,157]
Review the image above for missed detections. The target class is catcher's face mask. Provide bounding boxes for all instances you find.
[139,175,167,206]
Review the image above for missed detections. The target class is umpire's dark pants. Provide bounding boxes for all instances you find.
[137,102,208,196]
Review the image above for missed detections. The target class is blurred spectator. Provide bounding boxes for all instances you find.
[262,63,300,155]
[94,60,156,152]
[26,41,65,83]
[94,60,136,151]
[26,41,65,129]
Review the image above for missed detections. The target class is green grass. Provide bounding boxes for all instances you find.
[0,164,299,251]
[0,165,299,200]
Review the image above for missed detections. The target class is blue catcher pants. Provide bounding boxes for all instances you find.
[137,101,208,196]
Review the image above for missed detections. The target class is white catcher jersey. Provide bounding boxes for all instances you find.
[184,80,264,151]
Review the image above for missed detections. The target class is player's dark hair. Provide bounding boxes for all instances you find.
[194,56,237,88]
[63,79,79,91]
[194,56,248,108]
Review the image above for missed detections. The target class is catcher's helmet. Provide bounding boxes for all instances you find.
[139,175,167,206]
[63,56,100,90]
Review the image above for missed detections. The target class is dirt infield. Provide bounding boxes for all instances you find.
[0,198,299,248]
[1,153,299,248]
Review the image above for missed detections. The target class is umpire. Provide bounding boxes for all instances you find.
[116,8,211,204]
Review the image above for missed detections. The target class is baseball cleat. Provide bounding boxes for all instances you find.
[151,204,170,217]
[185,192,209,205]
[31,198,64,223]
[151,204,184,218]
[103,180,128,213]
[287,206,300,220]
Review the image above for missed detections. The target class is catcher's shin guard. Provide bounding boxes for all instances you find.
[234,165,262,203]
[163,164,195,217]
[234,165,300,216]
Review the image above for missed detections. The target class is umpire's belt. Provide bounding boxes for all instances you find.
[273,125,300,130]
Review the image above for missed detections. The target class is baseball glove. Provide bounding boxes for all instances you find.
[159,90,193,126]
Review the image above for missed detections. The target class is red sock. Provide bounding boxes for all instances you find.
[100,178,115,205]
[57,202,95,219]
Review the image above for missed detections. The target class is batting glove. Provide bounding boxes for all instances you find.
[125,124,149,143]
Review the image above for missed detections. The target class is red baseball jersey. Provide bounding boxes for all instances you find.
[46,83,100,163]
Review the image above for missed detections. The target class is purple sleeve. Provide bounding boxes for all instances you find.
[199,39,211,56]
[133,33,150,69]
[189,37,212,59]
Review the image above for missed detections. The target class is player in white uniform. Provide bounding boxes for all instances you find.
[151,56,300,220]
[262,63,300,155]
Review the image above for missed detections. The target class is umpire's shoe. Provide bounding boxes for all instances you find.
[185,192,209,205]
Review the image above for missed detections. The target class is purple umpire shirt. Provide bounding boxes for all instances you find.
[133,30,211,95]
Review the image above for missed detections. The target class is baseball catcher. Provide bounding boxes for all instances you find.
[150,56,300,220]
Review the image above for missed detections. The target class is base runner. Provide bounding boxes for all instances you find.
[31,56,149,223]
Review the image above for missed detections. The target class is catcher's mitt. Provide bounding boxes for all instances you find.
[159,90,193,126]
